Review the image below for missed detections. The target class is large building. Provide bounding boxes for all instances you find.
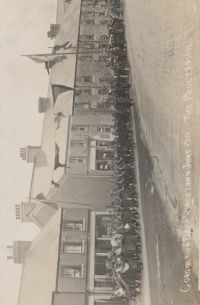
[12,208,128,305]
[13,1,130,305]
[18,0,115,215]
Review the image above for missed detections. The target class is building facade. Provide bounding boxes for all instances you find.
[53,208,127,305]
[15,1,129,305]
[68,0,115,176]
[13,208,128,305]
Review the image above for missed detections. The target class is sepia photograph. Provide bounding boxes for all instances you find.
[0,0,200,304]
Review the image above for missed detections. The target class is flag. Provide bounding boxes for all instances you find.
[53,41,74,52]
[45,62,50,74]
[51,84,74,104]
[26,54,68,64]
[35,193,46,200]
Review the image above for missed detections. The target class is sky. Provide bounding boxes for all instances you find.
[0,1,57,304]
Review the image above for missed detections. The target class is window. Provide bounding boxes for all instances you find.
[95,215,112,239]
[95,239,112,253]
[96,161,113,171]
[70,140,84,148]
[96,150,114,160]
[80,34,94,41]
[95,256,107,275]
[75,88,92,96]
[100,134,110,139]
[91,101,97,109]
[83,76,92,83]
[78,55,93,62]
[63,219,86,231]
[75,102,90,109]
[95,3,106,9]
[83,89,92,95]
[81,19,95,25]
[95,278,113,288]
[97,126,112,133]
[99,77,107,82]
[62,265,83,278]
[105,127,112,132]
[99,35,108,41]
[71,125,88,132]
[98,55,109,62]
[79,43,94,49]
[95,12,105,16]
[69,157,86,164]
[98,88,107,95]
[82,2,93,7]
[100,19,108,25]
[77,76,93,83]
[63,242,85,254]
[82,11,94,16]
[99,43,108,49]
[97,140,113,148]
[82,103,90,109]
[80,126,87,131]
[78,158,84,163]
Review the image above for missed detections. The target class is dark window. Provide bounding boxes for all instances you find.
[98,88,107,95]
[83,76,92,82]
[96,12,105,16]
[99,35,108,41]
[95,278,113,288]
[95,256,107,275]
[96,215,112,238]
[96,160,113,171]
[96,150,114,160]
[100,19,108,25]
[95,239,112,253]
[99,43,108,49]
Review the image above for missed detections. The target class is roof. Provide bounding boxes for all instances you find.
[17,209,62,305]
[29,0,81,199]
[28,202,58,228]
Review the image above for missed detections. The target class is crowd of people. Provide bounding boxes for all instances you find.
[101,0,143,302]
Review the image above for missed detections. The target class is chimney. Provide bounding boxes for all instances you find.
[47,24,60,39]
[16,201,37,223]
[19,146,40,163]
[15,204,21,220]
[13,241,31,264]
[38,97,50,113]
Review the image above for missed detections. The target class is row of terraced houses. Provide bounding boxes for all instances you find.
[10,1,130,305]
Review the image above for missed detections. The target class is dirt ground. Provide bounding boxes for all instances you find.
[125,0,200,278]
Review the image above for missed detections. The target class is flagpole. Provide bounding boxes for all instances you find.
[21,49,105,57]
[29,197,112,208]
